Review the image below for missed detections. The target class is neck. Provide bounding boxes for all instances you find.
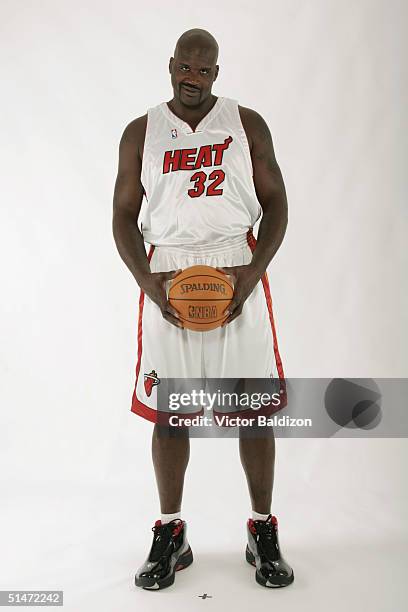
[167,94,218,123]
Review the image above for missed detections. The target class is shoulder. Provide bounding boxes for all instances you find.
[120,114,148,158]
[238,105,271,150]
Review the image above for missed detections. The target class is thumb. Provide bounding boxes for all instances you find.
[216,266,231,275]
[216,266,235,280]
[162,268,183,281]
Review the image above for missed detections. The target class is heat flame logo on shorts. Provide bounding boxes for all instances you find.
[144,370,160,397]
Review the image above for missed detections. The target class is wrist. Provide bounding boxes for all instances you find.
[248,260,265,281]
[136,270,152,291]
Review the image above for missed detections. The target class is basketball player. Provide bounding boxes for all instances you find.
[112,29,294,590]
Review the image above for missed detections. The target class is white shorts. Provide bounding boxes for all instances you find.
[131,229,286,424]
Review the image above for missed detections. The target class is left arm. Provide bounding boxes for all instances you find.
[241,106,288,274]
[218,106,288,325]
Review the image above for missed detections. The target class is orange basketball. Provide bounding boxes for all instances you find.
[168,265,234,331]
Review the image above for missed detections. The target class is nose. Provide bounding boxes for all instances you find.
[182,70,201,87]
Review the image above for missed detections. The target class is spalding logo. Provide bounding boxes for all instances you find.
[188,305,218,319]
[180,282,226,295]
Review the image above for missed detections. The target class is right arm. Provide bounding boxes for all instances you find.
[112,116,151,284]
[112,117,183,328]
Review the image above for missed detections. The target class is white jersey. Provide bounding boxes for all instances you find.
[140,96,262,247]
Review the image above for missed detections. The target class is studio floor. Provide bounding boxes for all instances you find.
[1,438,407,612]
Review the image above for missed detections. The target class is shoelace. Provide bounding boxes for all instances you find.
[255,515,280,561]
[149,519,183,561]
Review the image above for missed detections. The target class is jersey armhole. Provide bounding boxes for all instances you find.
[140,109,151,192]
[234,102,254,178]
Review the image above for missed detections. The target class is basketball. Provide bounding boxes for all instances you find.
[168,265,234,331]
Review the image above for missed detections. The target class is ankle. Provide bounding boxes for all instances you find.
[251,510,271,521]
[161,511,182,524]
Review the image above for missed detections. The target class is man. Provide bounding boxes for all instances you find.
[112,28,294,590]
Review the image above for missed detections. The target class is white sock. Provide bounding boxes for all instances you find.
[252,510,270,521]
[161,511,182,524]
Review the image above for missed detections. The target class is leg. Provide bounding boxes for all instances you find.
[135,423,193,590]
[152,423,190,514]
[239,425,275,514]
[241,425,294,589]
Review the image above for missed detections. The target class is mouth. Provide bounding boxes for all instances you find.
[181,84,200,96]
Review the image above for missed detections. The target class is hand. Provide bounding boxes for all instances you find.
[216,264,263,326]
[140,269,184,329]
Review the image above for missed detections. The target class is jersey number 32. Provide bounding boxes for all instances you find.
[188,169,225,198]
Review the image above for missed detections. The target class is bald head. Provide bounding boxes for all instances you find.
[174,28,219,63]
[169,29,219,108]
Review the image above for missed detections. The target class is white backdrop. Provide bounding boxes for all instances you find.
[1,1,407,611]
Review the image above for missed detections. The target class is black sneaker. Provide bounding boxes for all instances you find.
[135,518,193,590]
[246,514,294,588]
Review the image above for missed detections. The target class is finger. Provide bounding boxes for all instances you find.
[162,270,183,299]
[217,268,236,293]
[216,266,235,279]
[163,311,184,329]
[223,297,240,316]
[164,302,183,324]
[222,305,243,327]
[166,303,181,319]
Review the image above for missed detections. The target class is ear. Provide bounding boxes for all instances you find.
[169,57,174,73]
[214,65,219,81]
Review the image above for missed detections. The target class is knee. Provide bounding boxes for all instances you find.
[153,422,190,439]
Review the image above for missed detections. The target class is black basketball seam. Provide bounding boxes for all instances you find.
[170,298,231,302]
[177,314,228,325]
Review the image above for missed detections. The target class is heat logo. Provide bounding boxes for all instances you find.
[163,136,232,173]
[144,370,160,396]
[162,136,233,198]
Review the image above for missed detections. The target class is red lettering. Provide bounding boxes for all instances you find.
[179,148,197,170]
[163,149,181,173]
[188,171,207,197]
[194,145,213,169]
[206,169,225,196]
[212,136,233,165]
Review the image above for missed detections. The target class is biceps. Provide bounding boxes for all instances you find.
[113,139,144,215]
[253,158,285,205]
[114,169,144,207]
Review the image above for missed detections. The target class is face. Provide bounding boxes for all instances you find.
[169,47,219,107]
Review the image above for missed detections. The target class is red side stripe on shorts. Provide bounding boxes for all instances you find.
[246,229,285,380]
[131,245,156,421]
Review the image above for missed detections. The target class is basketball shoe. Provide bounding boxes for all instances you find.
[134,518,193,590]
[246,514,294,587]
